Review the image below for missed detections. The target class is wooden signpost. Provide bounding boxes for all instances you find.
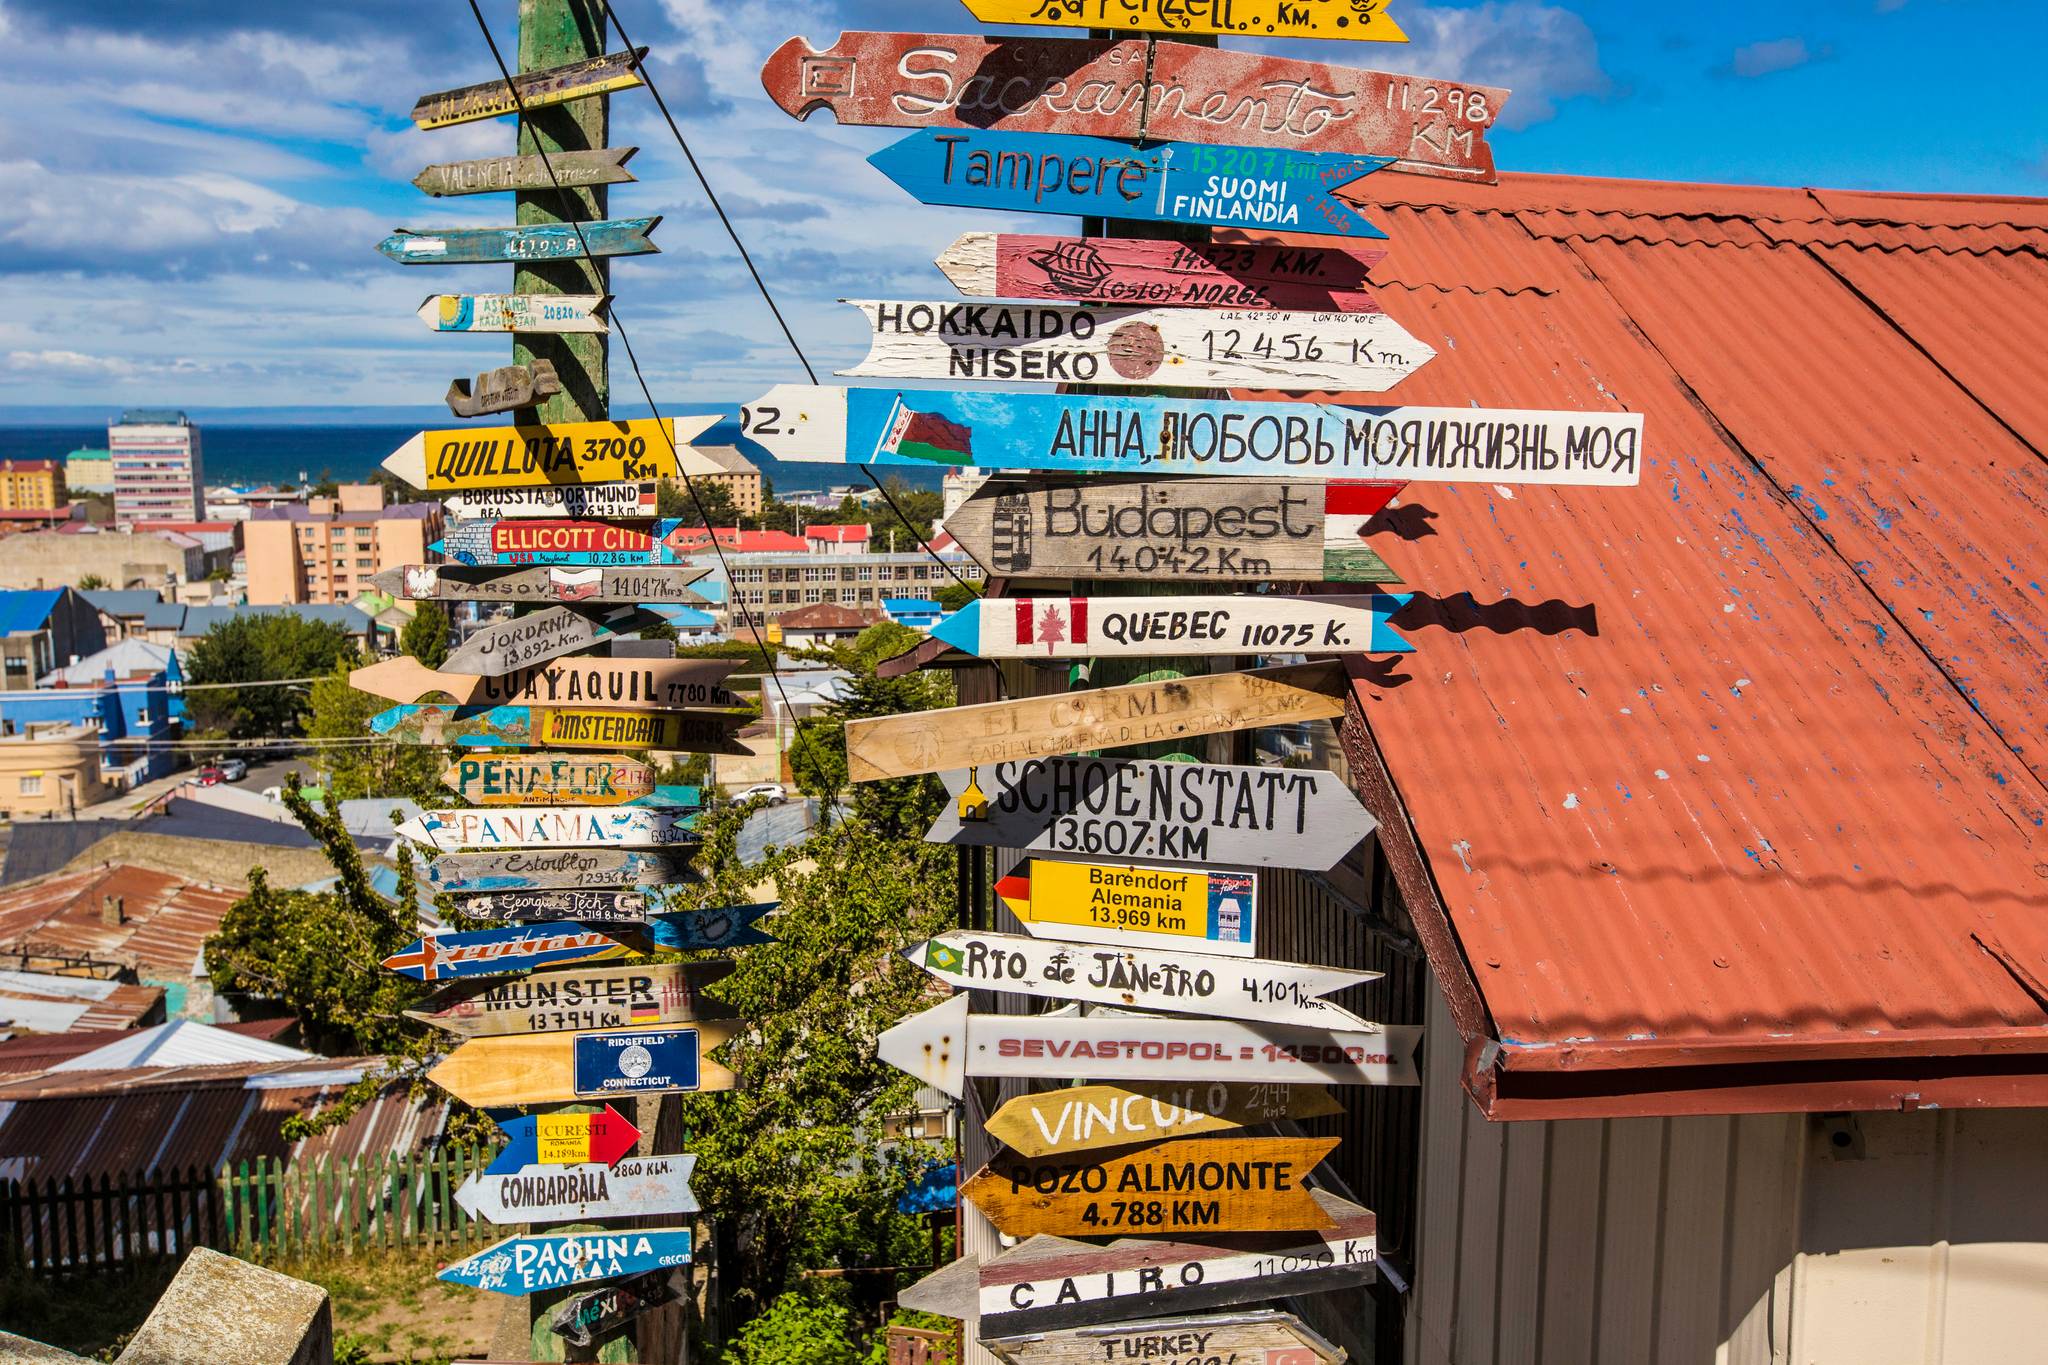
[381,415,718,491]
[413,148,638,197]
[868,131,1390,238]
[398,806,698,851]
[458,1154,698,1225]
[371,563,711,605]
[443,482,657,520]
[487,1106,642,1172]
[428,1024,742,1108]
[995,858,1258,957]
[962,1136,1339,1238]
[986,1082,1342,1158]
[355,656,737,710]
[381,923,638,983]
[439,755,659,805]
[412,48,650,128]
[938,233,1385,311]
[421,848,698,894]
[958,0,1410,42]
[448,890,656,926]
[844,660,1348,783]
[550,1268,684,1350]
[373,704,747,755]
[376,218,662,266]
[442,606,664,677]
[420,293,611,334]
[983,1310,1344,1365]
[644,903,777,952]
[928,592,1413,661]
[740,385,1647,488]
[947,476,1402,584]
[840,299,1432,392]
[763,34,1501,181]
[438,1228,692,1297]
[879,994,1421,1098]
[408,961,734,1038]
[908,931,1374,1027]
[439,517,729,568]
[448,361,563,418]
[926,757,1376,871]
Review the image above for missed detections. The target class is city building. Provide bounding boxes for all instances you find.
[881,598,942,631]
[0,723,101,817]
[132,520,238,559]
[0,524,212,593]
[940,464,990,521]
[0,459,67,514]
[64,447,113,495]
[665,527,807,555]
[202,485,304,521]
[767,603,883,649]
[722,550,972,625]
[108,410,205,524]
[137,602,374,654]
[243,484,441,606]
[81,589,164,641]
[803,524,870,555]
[0,644,183,792]
[690,446,765,517]
[0,589,108,693]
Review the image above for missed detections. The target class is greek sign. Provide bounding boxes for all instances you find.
[928,592,1412,660]
[420,848,698,893]
[411,48,649,128]
[398,806,697,851]
[437,1228,692,1298]
[376,217,661,265]
[380,923,636,983]
[937,233,1384,311]
[440,755,659,805]
[428,1023,739,1107]
[419,292,611,333]
[983,1310,1344,1365]
[372,563,710,604]
[959,0,1409,42]
[458,1155,698,1225]
[442,482,656,519]
[381,415,717,491]
[413,147,637,196]
[407,961,733,1038]
[986,1082,1342,1158]
[963,1136,1339,1238]
[996,858,1258,957]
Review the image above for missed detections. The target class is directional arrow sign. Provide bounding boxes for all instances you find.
[947,477,1402,585]
[447,361,562,419]
[413,147,638,196]
[645,903,778,952]
[986,1082,1342,1158]
[764,35,1499,181]
[421,848,698,894]
[428,1024,741,1108]
[963,1136,1339,1238]
[398,807,698,851]
[907,930,1374,1027]
[377,218,662,266]
[551,1267,684,1351]
[355,656,738,709]
[844,660,1347,783]
[434,755,656,804]
[879,994,1420,1099]
[938,233,1385,312]
[381,415,718,491]
[440,517,730,568]
[371,564,710,605]
[928,592,1412,661]
[458,1154,698,1225]
[373,704,747,755]
[437,1228,692,1298]
[984,1310,1344,1365]
[442,482,656,519]
[420,292,611,333]
[442,605,665,677]
[381,923,637,983]
[486,1105,642,1171]
[444,890,658,927]
[408,961,734,1038]
[868,130,1389,238]
[995,859,1258,957]
[926,757,1374,871]
[739,385,1646,488]
[412,48,649,128]
[841,299,1432,392]
[959,0,1409,42]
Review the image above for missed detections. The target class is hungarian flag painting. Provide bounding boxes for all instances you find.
[878,398,972,465]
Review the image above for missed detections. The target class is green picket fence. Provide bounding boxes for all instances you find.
[219,1146,500,1256]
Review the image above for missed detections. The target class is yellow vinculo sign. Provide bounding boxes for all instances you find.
[959,0,1408,42]
[382,415,721,491]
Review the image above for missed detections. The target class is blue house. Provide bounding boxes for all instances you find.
[0,642,185,788]
[883,597,943,631]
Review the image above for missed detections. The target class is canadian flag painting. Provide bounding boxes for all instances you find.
[1015,599,1085,656]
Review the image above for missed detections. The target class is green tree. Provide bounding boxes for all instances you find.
[76,573,107,591]
[788,624,951,839]
[724,1282,861,1365]
[398,602,450,668]
[303,654,448,801]
[934,579,982,613]
[182,612,354,739]
[660,476,743,528]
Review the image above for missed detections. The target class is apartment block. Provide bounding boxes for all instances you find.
[244,485,442,606]
[723,550,971,625]
[0,460,67,513]
[65,447,114,494]
[108,411,205,524]
[692,446,764,518]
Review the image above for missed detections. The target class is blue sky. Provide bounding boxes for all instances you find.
[0,0,2041,408]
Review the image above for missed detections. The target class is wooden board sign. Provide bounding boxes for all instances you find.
[374,704,746,755]
[841,299,1431,392]
[444,890,655,927]
[407,961,733,1038]
[356,657,739,710]
[398,806,697,851]
[381,415,717,492]
[412,48,649,128]
[551,1267,684,1350]
[984,1310,1344,1365]
[868,130,1389,238]
[372,563,710,605]
[458,1154,698,1225]
[420,293,611,334]
[986,1082,1342,1158]
[948,476,1402,585]
[927,758,1375,872]
[845,660,1347,783]
[437,1228,691,1298]
[443,606,664,677]
[908,930,1374,1027]
[996,858,1257,957]
[939,233,1385,312]
[377,218,661,266]
[413,147,638,197]
[381,923,637,983]
[447,361,562,419]
[428,1024,741,1108]
[740,385,1647,488]
[963,1136,1339,1238]
[959,0,1409,42]
[764,34,1498,181]
[928,592,1412,660]
[879,994,1420,1099]
[422,848,698,894]
[644,903,778,952]
[439,517,727,568]
[443,482,656,519]
[488,1105,640,1171]
[439,755,658,805]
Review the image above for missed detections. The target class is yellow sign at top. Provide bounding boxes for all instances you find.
[381,415,720,491]
[958,0,1407,42]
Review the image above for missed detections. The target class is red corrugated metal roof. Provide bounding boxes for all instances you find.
[0,865,239,980]
[1239,169,2048,1118]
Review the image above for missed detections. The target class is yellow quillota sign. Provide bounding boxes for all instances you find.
[958,0,1408,42]
[382,415,720,491]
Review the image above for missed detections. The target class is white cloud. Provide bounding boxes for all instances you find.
[1393,2,1610,129]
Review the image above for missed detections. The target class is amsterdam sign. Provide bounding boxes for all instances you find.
[381,415,717,491]
[926,592,1413,660]
[374,704,747,754]
[995,858,1258,957]
[376,217,661,265]
[428,1024,741,1108]
[962,1136,1339,1238]
[419,293,611,333]
[407,961,734,1038]
[938,232,1385,311]
[986,1082,1342,1158]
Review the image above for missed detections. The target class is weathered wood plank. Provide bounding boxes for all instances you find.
[373,703,748,754]
[406,954,733,1040]
[414,147,638,196]
[371,563,710,605]
[447,361,563,418]
[548,1266,686,1346]
[962,1136,1340,1237]
[937,233,1384,311]
[986,1082,1342,1158]
[421,848,699,893]
[412,48,649,129]
[428,1024,742,1108]
[983,1311,1344,1365]
[928,591,1412,660]
[381,415,717,491]
[441,606,662,677]
[352,656,738,710]
[420,293,611,333]
[377,218,661,265]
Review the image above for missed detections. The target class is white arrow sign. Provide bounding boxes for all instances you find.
[907,931,1375,1028]
[880,995,1419,1100]
[397,807,696,851]
[455,1154,698,1225]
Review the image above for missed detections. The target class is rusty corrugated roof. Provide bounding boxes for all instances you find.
[0,864,239,980]
[1242,170,2048,1117]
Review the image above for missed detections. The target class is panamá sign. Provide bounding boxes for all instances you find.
[444,483,657,519]
[959,0,1409,42]
[947,476,1401,584]
[354,655,739,708]
[419,292,610,333]
[644,903,778,952]
[486,1104,641,1171]
[413,147,638,196]
[551,1267,685,1350]
[840,299,1432,393]
[868,130,1389,239]
[963,1135,1339,1238]
[907,930,1375,1028]
[447,360,561,418]
[442,889,658,928]
[428,1024,741,1108]
[421,847,698,894]
[380,923,638,983]
[938,233,1384,311]
[738,385,1646,488]
[763,34,1497,181]
[458,1154,698,1225]
[370,563,711,605]
[441,606,665,677]
[411,47,648,128]
[437,1228,691,1298]
[844,659,1348,783]
[928,592,1412,661]
[398,806,697,851]
[982,1310,1344,1365]
[438,517,737,568]
[376,218,661,266]
[380,414,717,491]
[927,758,1375,872]
[985,1082,1342,1158]
[373,705,748,755]
[996,858,1259,958]
[407,961,733,1038]
[439,755,656,804]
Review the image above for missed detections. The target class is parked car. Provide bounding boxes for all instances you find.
[220,758,249,782]
[732,783,788,806]
[195,767,224,786]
